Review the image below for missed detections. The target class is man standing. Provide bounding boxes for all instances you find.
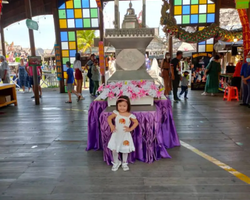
[25,62,43,98]
[0,56,10,83]
[240,53,250,107]
[171,51,183,102]
[85,54,95,95]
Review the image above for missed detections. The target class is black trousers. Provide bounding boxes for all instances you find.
[172,75,180,100]
[231,77,241,92]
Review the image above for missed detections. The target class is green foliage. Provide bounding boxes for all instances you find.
[77,30,96,53]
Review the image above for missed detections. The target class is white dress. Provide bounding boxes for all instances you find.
[108,110,136,153]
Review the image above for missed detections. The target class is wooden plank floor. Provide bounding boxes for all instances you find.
[0,89,250,200]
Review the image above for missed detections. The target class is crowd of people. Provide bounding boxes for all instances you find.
[159,51,250,107]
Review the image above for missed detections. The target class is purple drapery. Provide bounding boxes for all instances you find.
[86,99,180,165]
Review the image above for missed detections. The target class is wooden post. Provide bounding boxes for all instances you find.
[142,0,146,28]
[169,0,173,58]
[53,0,65,93]
[0,16,6,57]
[25,0,39,105]
[99,1,105,84]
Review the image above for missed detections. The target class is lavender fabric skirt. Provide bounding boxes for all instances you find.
[86,99,180,165]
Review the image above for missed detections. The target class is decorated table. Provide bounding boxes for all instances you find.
[86,99,180,165]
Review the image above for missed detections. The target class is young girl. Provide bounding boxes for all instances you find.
[107,96,139,171]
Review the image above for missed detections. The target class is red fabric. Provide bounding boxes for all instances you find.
[75,68,82,80]
[233,61,243,77]
[237,9,250,62]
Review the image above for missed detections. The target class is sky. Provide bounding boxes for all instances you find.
[3,0,163,49]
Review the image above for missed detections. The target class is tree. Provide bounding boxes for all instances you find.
[77,30,95,54]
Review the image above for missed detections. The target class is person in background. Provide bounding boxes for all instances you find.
[232,58,243,93]
[85,54,95,96]
[25,62,42,98]
[73,53,84,99]
[240,53,250,107]
[16,58,27,93]
[91,60,100,97]
[65,61,82,103]
[226,62,235,74]
[202,55,221,96]
[179,71,189,99]
[161,52,172,96]
[171,51,183,102]
[210,52,224,63]
[0,55,10,83]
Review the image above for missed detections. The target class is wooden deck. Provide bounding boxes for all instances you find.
[0,89,250,200]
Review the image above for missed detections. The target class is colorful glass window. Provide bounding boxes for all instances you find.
[58,0,99,29]
[198,27,214,52]
[60,31,77,72]
[174,0,215,25]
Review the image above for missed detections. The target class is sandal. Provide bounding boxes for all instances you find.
[65,101,72,103]
[77,95,81,102]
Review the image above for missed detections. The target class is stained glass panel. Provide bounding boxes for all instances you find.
[174,0,215,25]
[58,0,99,29]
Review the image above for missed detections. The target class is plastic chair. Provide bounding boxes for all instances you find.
[223,86,239,101]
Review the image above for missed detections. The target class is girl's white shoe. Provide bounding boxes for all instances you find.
[211,93,214,96]
[122,163,129,171]
[201,92,207,96]
[111,161,121,171]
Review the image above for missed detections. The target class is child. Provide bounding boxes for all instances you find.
[107,96,139,171]
[65,61,81,103]
[179,71,189,99]
[91,60,100,97]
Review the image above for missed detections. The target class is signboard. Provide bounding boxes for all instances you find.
[99,41,105,76]
[55,44,62,81]
[28,56,42,67]
[26,19,39,31]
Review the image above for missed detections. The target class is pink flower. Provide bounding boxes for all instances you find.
[138,80,146,87]
[150,84,157,91]
[127,86,133,93]
[108,91,115,99]
[138,89,147,97]
[116,82,123,88]
[117,90,123,97]
[97,84,104,92]
[131,80,138,86]
[131,93,137,100]
[106,84,111,89]
[156,90,162,98]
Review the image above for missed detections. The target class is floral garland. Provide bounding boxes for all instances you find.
[160,1,243,43]
[96,80,165,100]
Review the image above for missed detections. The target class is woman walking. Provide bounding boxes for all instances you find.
[73,53,84,99]
[16,58,27,93]
[161,52,172,96]
[91,60,100,97]
[202,55,221,96]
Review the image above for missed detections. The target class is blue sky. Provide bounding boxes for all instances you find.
[4,0,163,49]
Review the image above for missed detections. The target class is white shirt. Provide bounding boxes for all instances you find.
[0,61,10,79]
[73,60,82,71]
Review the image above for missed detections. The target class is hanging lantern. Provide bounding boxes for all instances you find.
[0,0,2,14]
[95,0,102,8]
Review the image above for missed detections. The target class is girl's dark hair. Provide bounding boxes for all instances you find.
[116,95,131,112]
[75,53,81,61]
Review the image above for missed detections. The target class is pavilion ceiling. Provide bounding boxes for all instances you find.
[1,0,236,29]
[210,0,235,8]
